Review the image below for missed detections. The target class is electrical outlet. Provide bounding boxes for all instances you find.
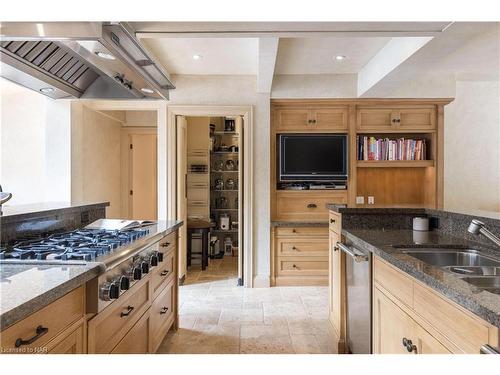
[368,196,375,205]
[356,196,365,205]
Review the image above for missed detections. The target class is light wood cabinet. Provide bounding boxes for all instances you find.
[271,226,329,286]
[0,286,85,354]
[150,279,176,352]
[373,256,499,354]
[111,310,151,354]
[276,107,348,131]
[275,191,347,221]
[48,324,85,354]
[357,106,436,132]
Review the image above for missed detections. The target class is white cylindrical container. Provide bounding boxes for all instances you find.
[413,217,429,231]
[413,230,429,244]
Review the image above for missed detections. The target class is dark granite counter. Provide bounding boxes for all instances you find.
[0,219,183,330]
[326,206,500,328]
[271,221,329,227]
[0,262,103,329]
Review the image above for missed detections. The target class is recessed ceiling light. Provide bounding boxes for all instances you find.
[40,87,54,93]
[141,88,154,94]
[95,51,116,60]
[335,55,347,61]
[192,54,203,60]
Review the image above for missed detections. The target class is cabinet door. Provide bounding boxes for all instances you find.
[313,107,348,130]
[48,324,84,354]
[373,287,416,354]
[276,109,311,131]
[414,325,451,354]
[399,107,436,130]
[357,107,395,131]
[111,310,150,354]
[329,231,343,338]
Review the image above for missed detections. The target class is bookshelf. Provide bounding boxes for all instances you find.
[357,160,435,168]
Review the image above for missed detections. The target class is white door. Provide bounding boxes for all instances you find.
[176,115,188,280]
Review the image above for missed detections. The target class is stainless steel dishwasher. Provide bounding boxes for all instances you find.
[337,242,372,354]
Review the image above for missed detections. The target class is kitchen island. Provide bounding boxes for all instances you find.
[0,220,183,354]
[327,206,500,354]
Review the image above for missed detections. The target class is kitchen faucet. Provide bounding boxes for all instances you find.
[468,219,500,248]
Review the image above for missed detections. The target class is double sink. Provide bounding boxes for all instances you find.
[394,247,500,293]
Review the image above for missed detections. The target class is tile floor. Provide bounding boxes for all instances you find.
[156,256,337,354]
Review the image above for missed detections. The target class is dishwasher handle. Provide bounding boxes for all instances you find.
[337,242,369,263]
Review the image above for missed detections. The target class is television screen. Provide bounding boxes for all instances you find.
[279,134,347,181]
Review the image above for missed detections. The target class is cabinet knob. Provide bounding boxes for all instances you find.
[292,246,297,250]
[292,264,297,268]
[330,218,336,224]
[312,119,317,123]
[308,120,312,124]
[307,203,317,209]
[402,338,417,353]
[292,229,296,233]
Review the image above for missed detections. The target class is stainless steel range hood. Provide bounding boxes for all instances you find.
[0,22,175,100]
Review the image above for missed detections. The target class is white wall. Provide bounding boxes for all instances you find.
[444,80,500,212]
[0,78,71,205]
[272,74,357,98]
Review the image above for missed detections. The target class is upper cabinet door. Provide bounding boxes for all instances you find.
[313,107,348,130]
[398,107,436,130]
[357,107,395,131]
[276,108,312,131]
[357,106,436,132]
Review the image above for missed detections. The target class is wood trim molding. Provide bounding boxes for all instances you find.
[271,98,455,106]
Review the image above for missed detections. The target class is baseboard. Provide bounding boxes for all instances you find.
[253,275,271,288]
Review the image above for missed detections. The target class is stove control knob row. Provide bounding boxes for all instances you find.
[149,253,159,267]
[124,266,142,282]
[140,261,149,274]
[115,275,130,291]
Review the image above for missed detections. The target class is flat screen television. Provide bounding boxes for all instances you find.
[279,134,348,181]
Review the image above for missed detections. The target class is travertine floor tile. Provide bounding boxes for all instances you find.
[156,255,336,354]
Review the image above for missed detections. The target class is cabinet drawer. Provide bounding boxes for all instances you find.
[111,310,150,354]
[88,279,150,354]
[413,282,490,353]
[48,324,84,354]
[276,192,347,221]
[276,226,328,237]
[276,257,328,276]
[187,188,209,202]
[373,257,413,308]
[328,211,341,234]
[277,239,328,257]
[151,246,176,299]
[150,279,175,352]
[0,286,84,353]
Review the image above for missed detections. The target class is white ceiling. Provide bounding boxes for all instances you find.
[275,37,390,74]
[142,37,258,75]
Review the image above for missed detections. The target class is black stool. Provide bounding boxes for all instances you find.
[187,220,211,271]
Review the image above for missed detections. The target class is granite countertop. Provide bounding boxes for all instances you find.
[0,201,110,223]
[0,262,103,329]
[342,227,500,328]
[271,221,329,227]
[0,219,183,330]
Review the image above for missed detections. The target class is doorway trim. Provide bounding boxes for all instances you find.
[167,105,254,288]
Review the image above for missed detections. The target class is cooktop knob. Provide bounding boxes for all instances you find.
[141,261,149,274]
[150,253,158,267]
[109,282,120,299]
[117,275,130,291]
[133,266,142,280]
[156,251,164,263]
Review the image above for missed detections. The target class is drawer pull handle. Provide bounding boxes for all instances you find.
[292,229,296,233]
[160,307,169,315]
[161,242,171,248]
[307,203,317,209]
[15,325,48,347]
[292,264,297,268]
[330,218,336,224]
[402,338,417,353]
[120,305,135,317]
[292,246,298,251]
[160,270,170,276]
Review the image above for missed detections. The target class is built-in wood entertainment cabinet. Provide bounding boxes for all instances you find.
[270,99,453,286]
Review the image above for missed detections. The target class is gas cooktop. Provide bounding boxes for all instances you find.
[0,228,150,262]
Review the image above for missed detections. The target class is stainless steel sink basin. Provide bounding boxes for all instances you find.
[401,249,500,267]
[443,266,500,276]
